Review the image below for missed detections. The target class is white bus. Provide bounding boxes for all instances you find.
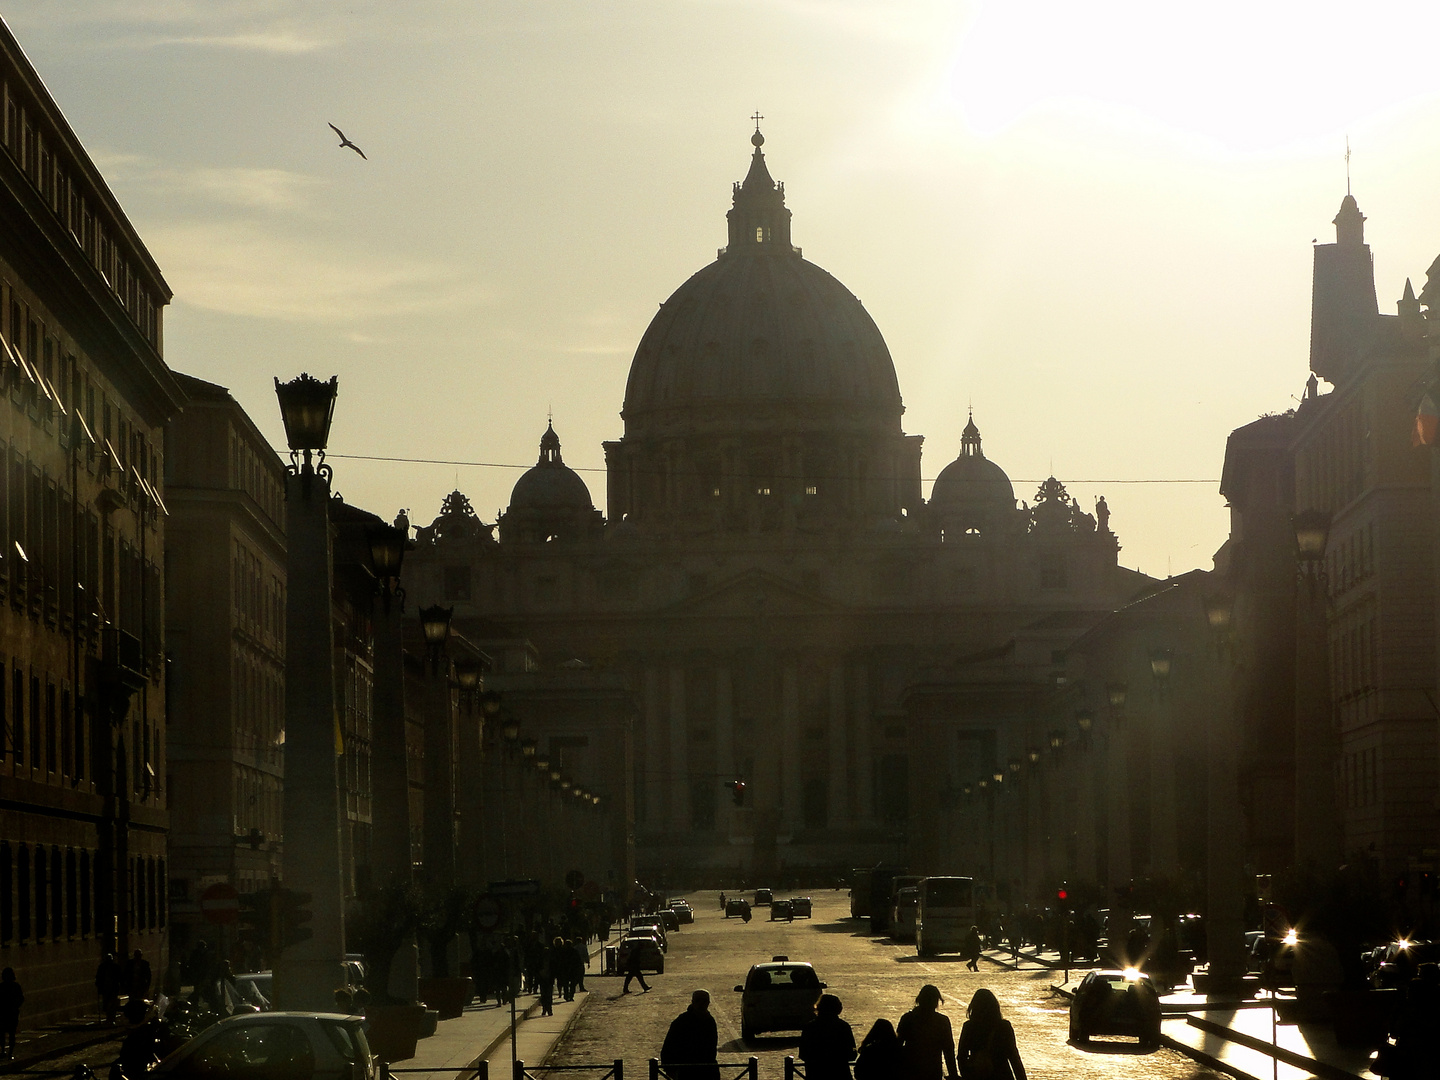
[915,876,977,957]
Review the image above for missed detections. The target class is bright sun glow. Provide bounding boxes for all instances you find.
[1123,966,1142,981]
[946,0,1440,152]
[1283,929,1299,946]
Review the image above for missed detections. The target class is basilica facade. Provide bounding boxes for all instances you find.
[406,131,1152,882]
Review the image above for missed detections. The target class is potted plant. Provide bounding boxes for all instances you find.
[417,885,475,1019]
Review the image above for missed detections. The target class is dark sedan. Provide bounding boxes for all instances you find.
[1069,969,1161,1048]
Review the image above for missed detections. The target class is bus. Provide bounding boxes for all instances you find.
[848,868,874,919]
[915,876,977,957]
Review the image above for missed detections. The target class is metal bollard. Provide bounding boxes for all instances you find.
[513,1062,524,1080]
[475,1064,489,1080]
[747,1057,759,1080]
[649,1059,659,1080]
[784,1056,796,1079]
[613,1059,624,1080]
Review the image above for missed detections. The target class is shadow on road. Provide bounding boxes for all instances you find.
[892,954,969,964]
[722,1036,801,1053]
[810,921,872,936]
[1068,1038,1156,1055]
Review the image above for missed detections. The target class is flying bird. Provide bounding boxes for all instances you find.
[328,123,367,160]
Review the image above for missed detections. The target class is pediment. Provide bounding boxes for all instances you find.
[662,568,844,619]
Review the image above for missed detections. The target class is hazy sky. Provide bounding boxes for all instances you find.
[11,1,1440,577]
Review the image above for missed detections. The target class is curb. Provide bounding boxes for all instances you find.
[1159,1030,1263,1080]
[538,992,592,1067]
[1183,1015,1366,1080]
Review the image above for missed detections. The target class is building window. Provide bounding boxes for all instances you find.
[15,845,28,940]
[804,485,818,496]
[690,779,716,832]
[442,564,471,601]
[803,777,829,830]
[80,850,91,936]
[0,842,10,943]
[33,845,46,939]
[755,226,765,243]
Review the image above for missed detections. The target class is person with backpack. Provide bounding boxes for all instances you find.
[957,988,1026,1080]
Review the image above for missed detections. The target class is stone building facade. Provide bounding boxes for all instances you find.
[406,131,1151,884]
[0,18,182,1023]
[164,374,286,962]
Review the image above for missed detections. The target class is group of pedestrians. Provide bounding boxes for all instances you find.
[661,982,1025,1080]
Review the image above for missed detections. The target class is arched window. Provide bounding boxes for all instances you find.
[80,850,91,936]
[66,848,77,936]
[16,846,29,940]
[0,842,11,944]
[755,226,766,243]
[157,857,167,928]
[34,846,47,939]
[51,846,62,938]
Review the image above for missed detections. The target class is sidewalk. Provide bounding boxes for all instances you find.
[0,1012,127,1078]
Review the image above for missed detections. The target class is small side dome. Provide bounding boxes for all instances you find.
[508,423,594,512]
[500,423,603,544]
[930,414,1016,512]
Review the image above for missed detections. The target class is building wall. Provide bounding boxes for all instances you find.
[0,19,180,1025]
[164,377,285,969]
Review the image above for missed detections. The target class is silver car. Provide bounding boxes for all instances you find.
[153,1012,376,1080]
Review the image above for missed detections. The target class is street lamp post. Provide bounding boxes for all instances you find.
[418,605,457,886]
[1292,510,1341,868]
[1202,588,1246,996]
[1149,647,1179,877]
[274,373,346,1011]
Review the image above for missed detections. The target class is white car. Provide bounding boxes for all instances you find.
[153,1012,376,1080]
[734,957,826,1040]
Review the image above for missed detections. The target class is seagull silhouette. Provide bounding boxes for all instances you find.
[328,123,367,160]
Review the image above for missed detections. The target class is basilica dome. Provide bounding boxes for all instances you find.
[509,422,594,511]
[621,132,902,439]
[930,415,1016,514]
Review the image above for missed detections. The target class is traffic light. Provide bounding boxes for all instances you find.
[238,889,275,941]
[732,780,746,807]
[275,888,314,950]
[1056,884,1071,908]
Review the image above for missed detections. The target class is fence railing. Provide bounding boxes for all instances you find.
[646,1059,758,1080]
[782,1058,805,1080]
[386,1066,488,1080]
[513,1060,624,1080]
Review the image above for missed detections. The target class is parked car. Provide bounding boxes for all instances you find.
[770,900,794,921]
[668,899,695,924]
[659,908,680,932]
[734,957,825,1040]
[626,924,668,953]
[754,888,774,906]
[1069,969,1161,1048]
[152,1012,377,1080]
[630,915,668,950]
[790,897,813,919]
[616,935,665,975]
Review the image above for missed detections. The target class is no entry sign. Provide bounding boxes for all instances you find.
[200,883,240,925]
[474,895,502,931]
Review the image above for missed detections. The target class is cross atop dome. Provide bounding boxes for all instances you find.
[727,117,793,255]
[960,409,985,458]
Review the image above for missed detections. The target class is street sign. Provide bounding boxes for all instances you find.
[565,869,585,891]
[488,879,541,897]
[200,883,240,925]
[474,895,502,931]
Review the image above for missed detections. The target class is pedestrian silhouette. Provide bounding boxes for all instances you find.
[853,1018,900,1080]
[799,993,856,1079]
[660,989,720,1080]
[0,968,23,1058]
[963,926,983,972]
[896,984,956,1080]
[95,954,123,1024]
[124,950,152,1003]
[621,948,651,994]
[957,987,1026,1080]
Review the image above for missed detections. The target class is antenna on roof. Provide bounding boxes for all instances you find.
[1345,135,1351,197]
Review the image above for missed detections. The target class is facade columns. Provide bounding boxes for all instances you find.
[716,665,734,837]
[828,663,848,829]
[642,667,661,830]
[668,664,687,832]
[851,661,872,823]
[369,602,409,884]
[781,660,801,834]
[1105,722,1131,889]
[421,670,456,886]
